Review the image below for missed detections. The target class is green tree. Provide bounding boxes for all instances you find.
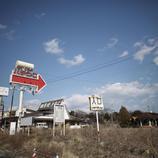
[119,106,130,127]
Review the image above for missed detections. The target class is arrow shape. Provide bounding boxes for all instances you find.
[11,73,46,93]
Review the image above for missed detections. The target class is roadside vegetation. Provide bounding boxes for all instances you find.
[0,126,158,158]
[0,107,158,157]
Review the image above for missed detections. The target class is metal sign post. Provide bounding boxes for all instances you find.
[89,95,104,141]
[96,111,99,134]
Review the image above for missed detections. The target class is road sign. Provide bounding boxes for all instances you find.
[0,87,9,96]
[10,72,46,93]
[88,95,104,139]
[89,95,104,111]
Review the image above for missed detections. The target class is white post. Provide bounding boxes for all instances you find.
[53,121,55,136]
[0,96,3,127]
[140,121,142,127]
[53,105,56,136]
[17,88,24,132]
[0,96,2,105]
[96,111,99,133]
[63,105,65,136]
[27,127,30,136]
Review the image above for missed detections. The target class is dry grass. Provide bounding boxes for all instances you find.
[0,126,158,158]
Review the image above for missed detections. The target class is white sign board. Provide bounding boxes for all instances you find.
[21,117,32,126]
[54,105,65,123]
[9,122,16,135]
[89,95,104,111]
[0,87,9,96]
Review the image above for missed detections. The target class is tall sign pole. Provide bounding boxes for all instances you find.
[17,87,24,132]
[9,60,46,132]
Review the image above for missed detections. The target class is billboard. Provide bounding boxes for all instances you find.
[54,105,65,123]
[89,95,104,111]
[10,60,46,93]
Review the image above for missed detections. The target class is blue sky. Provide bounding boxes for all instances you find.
[0,0,158,112]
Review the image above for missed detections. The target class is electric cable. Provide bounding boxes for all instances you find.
[47,55,133,84]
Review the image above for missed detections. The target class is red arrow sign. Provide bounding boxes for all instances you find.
[10,73,46,93]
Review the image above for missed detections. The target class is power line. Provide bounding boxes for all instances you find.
[47,55,133,84]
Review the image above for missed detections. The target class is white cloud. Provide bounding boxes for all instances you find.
[97,37,118,52]
[44,38,63,55]
[35,12,46,19]
[58,54,85,67]
[107,37,118,48]
[95,81,158,97]
[0,24,7,29]
[65,81,158,112]
[119,51,128,58]
[94,81,158,111]
[134,38,158,62]
[5,30,15,40]
[65,94,89,111]
[134,42,143,48]
[134,44,156,62]
[24,99,41,110]
[148,38,156,45]
[155,49,158,55]
[153,56,158,65]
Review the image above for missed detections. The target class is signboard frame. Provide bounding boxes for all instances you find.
[54,105,65,123]
[0,87,9,96]
[21,117,33,126]
[53,104,66,137]
[89,95,104,111]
